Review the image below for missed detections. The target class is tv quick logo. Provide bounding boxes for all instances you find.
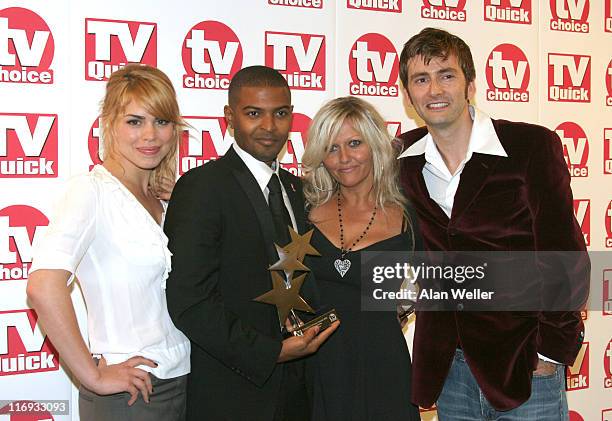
[605,202,612,249]
[606,0,612,32]
[573,199,590,246]
[555,122,588,177]
[179,116,231,174]
[349,33,398,97]
[484,0,532,24]
[84,18,157,81]
[88,116,104,171]
[548,53,591,102]
[421,0,467,22]
[550,0,590,33]
[605,338,612,387]
[0,205,48,282]
[0,113,58,178]
[268,0,323,8]
[0,7,54,84]
[182,21,242,90]
[604,408,612,421]
[265,31,325,90]
[347,0,401,13]
[605,59,612,107]
[486,44,530,102]
[0,309,58,376]
[605,129,612,175]
[566,341,589,390]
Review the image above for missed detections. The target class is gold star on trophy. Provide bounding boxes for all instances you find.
[253,227,339,336]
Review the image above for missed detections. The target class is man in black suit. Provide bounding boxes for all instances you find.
[165,66,337,421]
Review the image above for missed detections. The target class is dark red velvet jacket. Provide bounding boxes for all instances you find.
[399,119,588,411]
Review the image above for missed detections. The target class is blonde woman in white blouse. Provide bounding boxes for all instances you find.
[27,65,190,421]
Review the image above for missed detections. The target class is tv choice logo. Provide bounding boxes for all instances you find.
[566,341,589,391]
[573,199,590,246]
[555,122,588,177]
[606,0,612,32]
[182,21,243,90]
[265,31,325,91]
[605,129,612,175]
[486,44,530,102]
[484,0,532,24]
[347,0,401,12]
[0,7,54,84]
[421,0,467,22]
[0,309,59,376]
[179,113,311,176]
[606,59,612,107]
[349,33,399,97]
[605,202,612,249]
[569,411,585,421]
[85,18,157,81]
[550,0,590,33]
[0,113,58,178]
[268,0,322,8]
[605,338,612,387]
[548,53,591,103]
[0,205,48,283]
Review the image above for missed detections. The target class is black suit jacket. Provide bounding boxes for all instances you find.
[165,146,308,420]
[399,120,589,411]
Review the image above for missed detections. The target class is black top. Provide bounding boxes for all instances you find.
[307,226,421,421]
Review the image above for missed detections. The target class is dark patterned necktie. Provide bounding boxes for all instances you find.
[267,173,292,247]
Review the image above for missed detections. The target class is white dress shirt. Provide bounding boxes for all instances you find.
[233,142,298,230]
[31,165,190,379]
[399,106,558,364]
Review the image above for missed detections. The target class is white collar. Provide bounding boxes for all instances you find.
[232,141,279,192]
[398,106,508,160]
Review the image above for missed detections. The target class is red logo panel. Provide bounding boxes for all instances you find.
[550,0,590,33]
[555,122,588,177]
[421,0,467,21]
[605,129,612,175]
[84,18,157,81]
[0,205,49,282]
[0,113,58,178]
[0,7,54,84]
[347,0,401,12]
[605,59,612,107]
[606,1,612,32]
[605,202,612,249]
[566,341,589,391]
[182,21,243,90]
[484,0,532,24]
[548,53,591,103]
[265,31,325,91]
[0,309,59,376]
[573,199,590,246]
[486,44,530,102]
[348,33,399,97]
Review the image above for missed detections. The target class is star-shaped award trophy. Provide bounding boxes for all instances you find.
[254,228,339,337]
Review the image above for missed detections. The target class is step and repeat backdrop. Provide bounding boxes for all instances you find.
[0,1,611,420]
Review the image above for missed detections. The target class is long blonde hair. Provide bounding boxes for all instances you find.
[302,96,406,210]
[100,64,184,191]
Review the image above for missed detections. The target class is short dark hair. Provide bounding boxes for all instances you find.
[228,65,290,106]
[399,28,475,89]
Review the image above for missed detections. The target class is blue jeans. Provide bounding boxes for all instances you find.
[437,349,568,421]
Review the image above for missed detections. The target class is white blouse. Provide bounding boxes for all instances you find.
[31,165,190,379]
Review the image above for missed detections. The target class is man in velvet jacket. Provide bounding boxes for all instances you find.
[165,66,336,420]
[397,28,589,419]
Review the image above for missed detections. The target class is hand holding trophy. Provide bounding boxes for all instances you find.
[254,227,339,338]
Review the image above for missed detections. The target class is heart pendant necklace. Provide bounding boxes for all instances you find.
[334,190,377,278]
